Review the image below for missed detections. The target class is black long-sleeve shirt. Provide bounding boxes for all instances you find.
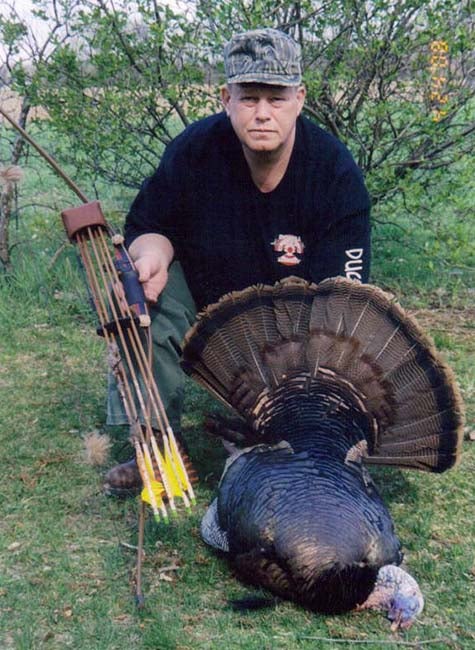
[125,113,371,310]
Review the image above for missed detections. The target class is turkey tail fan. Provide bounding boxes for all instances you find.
[181,277,464,472]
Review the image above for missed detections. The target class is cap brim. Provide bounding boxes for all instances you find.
[226,73,302,86]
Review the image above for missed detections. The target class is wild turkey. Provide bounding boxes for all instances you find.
[181,277,464,626]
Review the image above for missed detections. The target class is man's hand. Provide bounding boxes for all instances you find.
[134,254,168,303]
[128,233,174,303]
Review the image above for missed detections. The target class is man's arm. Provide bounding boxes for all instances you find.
[309,210,371,284]
[311,150,371,283]
[128,233,174,302]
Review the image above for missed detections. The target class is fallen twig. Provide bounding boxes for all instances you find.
[48,241,68,269]
[272,634,453,646]
[119,541,141,553]
[157,564,180,573]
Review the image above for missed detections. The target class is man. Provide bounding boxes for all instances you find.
[105,28,371,494]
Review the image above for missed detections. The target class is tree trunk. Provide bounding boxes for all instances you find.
[0,185,13,272]
[0,99,30,272]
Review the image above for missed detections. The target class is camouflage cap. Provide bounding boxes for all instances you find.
[224,28,302,86]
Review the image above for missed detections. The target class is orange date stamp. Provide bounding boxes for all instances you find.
[429,40,449,122]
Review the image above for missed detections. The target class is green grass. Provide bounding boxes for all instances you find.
[0,245,474,649]
[371,156,475,306]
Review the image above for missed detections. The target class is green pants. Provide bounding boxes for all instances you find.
[107,261,197,432]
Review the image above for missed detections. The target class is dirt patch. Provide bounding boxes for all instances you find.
[409,307,475,348]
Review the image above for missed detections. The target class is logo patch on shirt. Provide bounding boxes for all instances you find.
[271,234,305,266]
[345,248,364,280]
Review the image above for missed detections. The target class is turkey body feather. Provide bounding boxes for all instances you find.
[182,277,464,616]
[217,439,401,613]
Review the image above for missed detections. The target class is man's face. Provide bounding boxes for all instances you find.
[221,83,306,155]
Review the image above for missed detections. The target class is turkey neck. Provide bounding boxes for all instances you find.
[253,375,374,459]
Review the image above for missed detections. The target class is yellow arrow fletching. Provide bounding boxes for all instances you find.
[164,453,184,497]
[141,481,165,507]
[164,444,190,498]
[141,452,165,507]
[139,436,191,505]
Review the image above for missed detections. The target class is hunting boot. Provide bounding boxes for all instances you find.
[103,458,142,498]
[103,432,195,498]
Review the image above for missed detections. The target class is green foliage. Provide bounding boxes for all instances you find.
[6,0,474,195]
[372,152,475,298]
[0,14,28,51]
[1,0,474,273]
[21,1,216,190]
